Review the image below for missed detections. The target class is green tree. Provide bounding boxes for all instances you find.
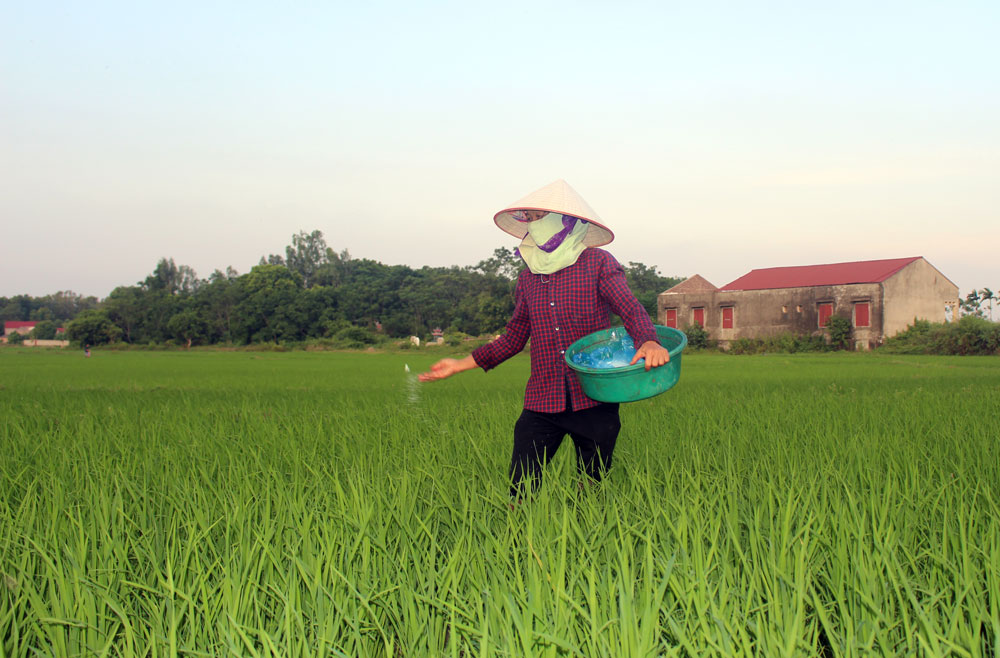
[398,268,476,336]
[143,258,199,295]
[144,258,179,293]
[682,322,712,349]
[29,307,55,322]
[336,259,403,330]
[827,315,853,350]
[233,264,304,343]
[66,309,122,345]
[259,254,286,266]
[104,286,145,343]
[331,325,377,348]
[167,308,209,348]
[197,271,241,343]
[141,291,183,343]
[297,286,343,338]
[6,331,25,345]
[473,247,523,281]
[285,230,331,288]
[39,290,98,321]
[0,291,97,325]
[313,248,352,288]
[474,291,514,334]
[624,262,684,319]
[133,259,203,342]
[981,288,995,321]
[0,296,33,323]
[29,320,58,340]
[960,290,984,317]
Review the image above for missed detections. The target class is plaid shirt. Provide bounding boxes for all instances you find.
[472,248,659,413]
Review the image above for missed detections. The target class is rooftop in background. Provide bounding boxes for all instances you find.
[720,257,923,291]
[664,274,719,294]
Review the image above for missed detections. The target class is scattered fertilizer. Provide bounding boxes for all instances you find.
[404,363,420,404]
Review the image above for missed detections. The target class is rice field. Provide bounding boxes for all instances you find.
[1,347,998,657]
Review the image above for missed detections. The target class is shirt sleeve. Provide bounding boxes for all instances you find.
[471,273,531,371]
[597,252,659,347]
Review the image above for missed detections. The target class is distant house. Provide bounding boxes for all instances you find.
[4,321,37,337]
[2,320,68,346]
[658,257,959,350]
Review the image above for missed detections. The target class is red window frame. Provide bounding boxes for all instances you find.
[818,302,833,328]
[854,302,870,327]
[665,308,677,328]
[693,307,705,327]
[721,306,734,329]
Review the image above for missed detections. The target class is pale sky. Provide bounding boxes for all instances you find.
[2,1,998,299]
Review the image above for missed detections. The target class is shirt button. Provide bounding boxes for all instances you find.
[554,327,559,331]
[550,302,555,306]
[560,349,565,354]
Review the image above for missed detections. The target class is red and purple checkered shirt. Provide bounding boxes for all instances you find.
[472,248,659,413]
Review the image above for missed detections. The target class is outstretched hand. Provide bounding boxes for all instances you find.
[630,340,670,371]
[418,355,477,382]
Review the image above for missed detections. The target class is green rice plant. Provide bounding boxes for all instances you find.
[1,349,998,656]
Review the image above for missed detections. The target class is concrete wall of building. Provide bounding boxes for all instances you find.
[882,259,959,336]
[0,338,69,347]
[658,292,718,329]
[659,283,885,347]
[719,284,883,342]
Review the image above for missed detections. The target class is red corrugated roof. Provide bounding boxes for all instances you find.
[720,257,922,291]
[4,321,37,329]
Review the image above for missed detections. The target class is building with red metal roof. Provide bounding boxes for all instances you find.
[2,321,68,346]
[720,257,922,291]
[4,321,37,336]
[658,257,959,349]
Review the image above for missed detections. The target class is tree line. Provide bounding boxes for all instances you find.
[0,291,99,339]
[960,288,998,321]
[2,230,682,347]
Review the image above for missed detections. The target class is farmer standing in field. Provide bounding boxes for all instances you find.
[419,180,669,496]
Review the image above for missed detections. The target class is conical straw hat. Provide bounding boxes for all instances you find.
[494,179,614,247]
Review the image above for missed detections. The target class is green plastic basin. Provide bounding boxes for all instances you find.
[565,325,687,403]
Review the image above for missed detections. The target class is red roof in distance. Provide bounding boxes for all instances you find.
[4,321,37,329]
[720,257,922,291]
[664,274,718,294]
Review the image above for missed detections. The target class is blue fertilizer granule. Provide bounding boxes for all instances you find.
[570,335,639,369]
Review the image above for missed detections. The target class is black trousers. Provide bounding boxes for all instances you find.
[509,400,621,496]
